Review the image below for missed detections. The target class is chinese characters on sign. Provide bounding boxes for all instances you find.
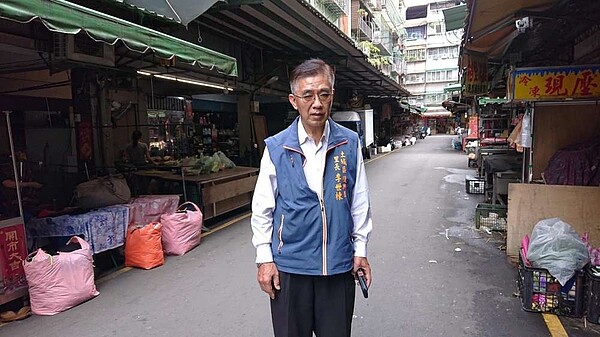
[512,66,600,100]
[333,151,348,201]
[464,53,489,95]
[0,223,28,294]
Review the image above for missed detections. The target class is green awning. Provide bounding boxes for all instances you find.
[410,105,428,114]
[443,4,467,32]
[478,97,509,106]
[113,0,223,26]
[444,83,462,93]
[0,0,237,76]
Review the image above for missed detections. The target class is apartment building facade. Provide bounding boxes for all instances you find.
[305,0,408,86]
[403,0,463,115]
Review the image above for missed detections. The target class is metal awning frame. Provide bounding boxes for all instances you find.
[198,0,410,98]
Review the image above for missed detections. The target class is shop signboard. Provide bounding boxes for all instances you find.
[511,65,600,100]
[0,218,28,295]
[464,53,489,96]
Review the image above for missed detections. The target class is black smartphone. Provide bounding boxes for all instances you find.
[356,268,369,298]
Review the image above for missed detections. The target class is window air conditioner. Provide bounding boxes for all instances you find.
[53,34,115,67]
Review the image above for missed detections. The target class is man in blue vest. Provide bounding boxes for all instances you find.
[251,58,373,337]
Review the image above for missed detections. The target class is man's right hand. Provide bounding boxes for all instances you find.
[257,262,280,299]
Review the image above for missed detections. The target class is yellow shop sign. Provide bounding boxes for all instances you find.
[512,65,600,100]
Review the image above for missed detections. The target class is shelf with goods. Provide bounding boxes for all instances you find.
[478,113,511,139]
[193,111,240,164]
[147,110,196,159]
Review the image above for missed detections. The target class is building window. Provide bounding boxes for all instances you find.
[406,25,426,40]
[427,46,459,60]
[408,96,425,106]
[405,73,425,83]
[428,22,443,35]
[425,93,448,105]
[406,48,426,61]
[406,5,428,20]
[426,69,458,82]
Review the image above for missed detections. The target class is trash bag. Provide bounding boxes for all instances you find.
[526,218,589,285]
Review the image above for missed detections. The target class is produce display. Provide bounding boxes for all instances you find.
[151,151,236,175]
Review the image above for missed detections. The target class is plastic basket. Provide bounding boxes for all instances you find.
[586,266,600,324]
[518,252,585,317]
[475,203,507,231]
[465,177,485,194]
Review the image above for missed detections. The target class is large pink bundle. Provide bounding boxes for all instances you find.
[23,236,99,315]
[128,195,179,225]
[160,202,203,256]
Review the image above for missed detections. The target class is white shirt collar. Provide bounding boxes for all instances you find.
[298,119,329,147]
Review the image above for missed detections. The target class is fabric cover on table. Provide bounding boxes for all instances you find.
[128,195,179,225]
[27,206,129,254]
[543,137,600,186]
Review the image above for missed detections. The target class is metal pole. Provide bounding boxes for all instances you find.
[4,111,24,218]
[529,103,535,183]
[180,168,187,201]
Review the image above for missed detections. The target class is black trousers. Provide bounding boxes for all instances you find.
[270,271,356,337]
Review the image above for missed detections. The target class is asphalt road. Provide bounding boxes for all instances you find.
[0,135,567,336]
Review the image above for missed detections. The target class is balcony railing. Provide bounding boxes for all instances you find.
[391,60,407,76]
[321,0,348,16]
[381,63,392,76]
[358,18,373,41]
[373,29,392,56]
[384,0,404,30]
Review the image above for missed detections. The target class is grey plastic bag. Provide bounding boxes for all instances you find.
[526,218,589,285]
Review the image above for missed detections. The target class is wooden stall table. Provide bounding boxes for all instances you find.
[134,167,258,220]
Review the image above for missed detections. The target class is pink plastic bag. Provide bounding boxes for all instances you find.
[23,236,99,315]
[582,232,600,266]
[160,202,203,256]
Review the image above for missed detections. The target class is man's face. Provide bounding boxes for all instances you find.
[288,73,334,131]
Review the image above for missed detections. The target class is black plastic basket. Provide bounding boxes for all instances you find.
[586,266,600,324]
[465,177,485,194]
[518,252,585,317]
[475,203,507,230]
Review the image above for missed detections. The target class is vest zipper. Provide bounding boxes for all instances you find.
[320,139,349,276]
[277,213,284,254]
[320,197,328,275]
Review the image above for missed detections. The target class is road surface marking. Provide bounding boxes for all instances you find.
[97,266,132,284]
[366,150,394,164]
[543,313,568,337]
[201,212,251,238]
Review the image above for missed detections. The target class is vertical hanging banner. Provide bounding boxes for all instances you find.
[0,220,27,295]
[512,65,600,100]
[464,53,489,95]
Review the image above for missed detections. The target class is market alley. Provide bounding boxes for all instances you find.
[0,135,565,336]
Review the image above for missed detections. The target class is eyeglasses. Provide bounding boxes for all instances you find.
[293,92,333,104]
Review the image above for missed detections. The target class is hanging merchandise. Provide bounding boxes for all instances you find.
[521,111,532,147]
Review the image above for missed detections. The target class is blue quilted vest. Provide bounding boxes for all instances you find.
[264,117,359,276]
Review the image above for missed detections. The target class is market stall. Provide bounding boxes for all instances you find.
[506,65,600,262]
[135,166,258,220]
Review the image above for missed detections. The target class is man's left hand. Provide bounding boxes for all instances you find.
[353,256,371,288]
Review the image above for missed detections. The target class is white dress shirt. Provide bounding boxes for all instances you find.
[251,120,373,263]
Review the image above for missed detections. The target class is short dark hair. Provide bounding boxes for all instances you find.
[289,58,335,93]
[132,130,142,145]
